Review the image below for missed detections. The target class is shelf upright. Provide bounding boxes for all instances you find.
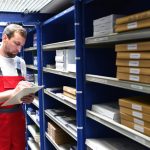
[36,23,45,150]
[74,0,85,149]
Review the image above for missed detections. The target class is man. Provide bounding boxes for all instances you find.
[0,24,34,150]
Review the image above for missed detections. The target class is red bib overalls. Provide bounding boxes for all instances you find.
[0,71,26,149]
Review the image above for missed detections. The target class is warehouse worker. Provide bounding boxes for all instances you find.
[0,24,34,150]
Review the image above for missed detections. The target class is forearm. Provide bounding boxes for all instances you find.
[0,90,14,103]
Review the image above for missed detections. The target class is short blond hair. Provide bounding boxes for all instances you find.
[3,24,27,39]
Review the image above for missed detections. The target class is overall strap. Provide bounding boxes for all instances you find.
[16,57,22,76]
[0,68,2,75]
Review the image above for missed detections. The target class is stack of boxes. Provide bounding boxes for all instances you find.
[55,50,65,71]
[116,41,150,84]
[63,86,76,100]
[47,121,72,145]
[55,49,76,72]
[115,10,150,33]
[119,96,150,136]
[93,14,121,37]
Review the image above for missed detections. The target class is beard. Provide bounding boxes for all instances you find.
[4,44,17,58]
[6,52,17,58]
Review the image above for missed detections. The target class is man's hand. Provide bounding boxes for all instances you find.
[12,81,35,104]
[21,93,35,104]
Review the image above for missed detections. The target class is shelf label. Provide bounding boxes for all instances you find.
[127,22,137,29]
[132,104,142,111]
[129,75,139,81]
[130,68,140,74]
[134,124,144,133]
[130,53,140,59]
[130,84,143,90]
[132,111,143,119]
[134,118,144,126]
[127,43,137,50]
[129,61,139,67]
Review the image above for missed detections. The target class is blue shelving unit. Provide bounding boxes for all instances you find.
[12,0,150,149]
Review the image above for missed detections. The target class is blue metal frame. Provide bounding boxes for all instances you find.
[36,23,45,150]
[74,0,85,150]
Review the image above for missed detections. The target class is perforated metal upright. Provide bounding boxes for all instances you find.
[74,0,86,149]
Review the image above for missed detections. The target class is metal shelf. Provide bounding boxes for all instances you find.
[27,65,38,70]
[86,74,150,94]
[44,89,76,110]
[86,110,150,148]
[32,97,39,108]
[43,40,75,51]
[28,125,40,143]
[24,47,37,51]
[45,132,71,150]
[86,29,150,46]
[43,67,76,79]
[45,109,77,140]
[24,40,75,52]
[27,112,40,127]
[28,140,40,150]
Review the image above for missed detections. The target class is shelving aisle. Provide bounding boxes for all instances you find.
[23,0,150,150]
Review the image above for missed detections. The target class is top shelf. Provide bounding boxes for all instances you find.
[86,29,150,47]
[24,29,150,52]
[43,40,75,51]
[24,40,75,52]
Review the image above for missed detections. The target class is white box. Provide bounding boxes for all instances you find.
[93,14,121,26]
[56,50,65,56]
[92,102,120,121]
[55,62,65,71]
[55,55,64,62]
[65,49,76,72]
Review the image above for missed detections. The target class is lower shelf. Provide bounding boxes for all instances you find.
[45,132,71,150]
[86,138,149,150]
[86,110,150,148]
[27,139,40,150]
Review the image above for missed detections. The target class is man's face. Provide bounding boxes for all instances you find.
[3,32,26,58]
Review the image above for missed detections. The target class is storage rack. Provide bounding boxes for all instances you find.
[24,0,150,149]
[84,0,150,150]
[0,0,149,150]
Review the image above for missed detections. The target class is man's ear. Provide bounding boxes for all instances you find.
[2,34,8,41]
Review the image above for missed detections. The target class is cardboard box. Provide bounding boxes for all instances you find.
[120,113,150,128]
[117,52,150,59]
[121,119,150,136]
[48,121,72,145]
[119,96,150,114]
[117,72,150,84]
[115,18,150,32]
[63,86,76,95]
[115,41,150,52]
[116,59,150,67]
[116,10,150,25]
[63,91,76,100]
[120,106,150,122]
[117,67,150,75]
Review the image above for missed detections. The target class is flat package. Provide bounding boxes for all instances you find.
[92,102,120,121]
